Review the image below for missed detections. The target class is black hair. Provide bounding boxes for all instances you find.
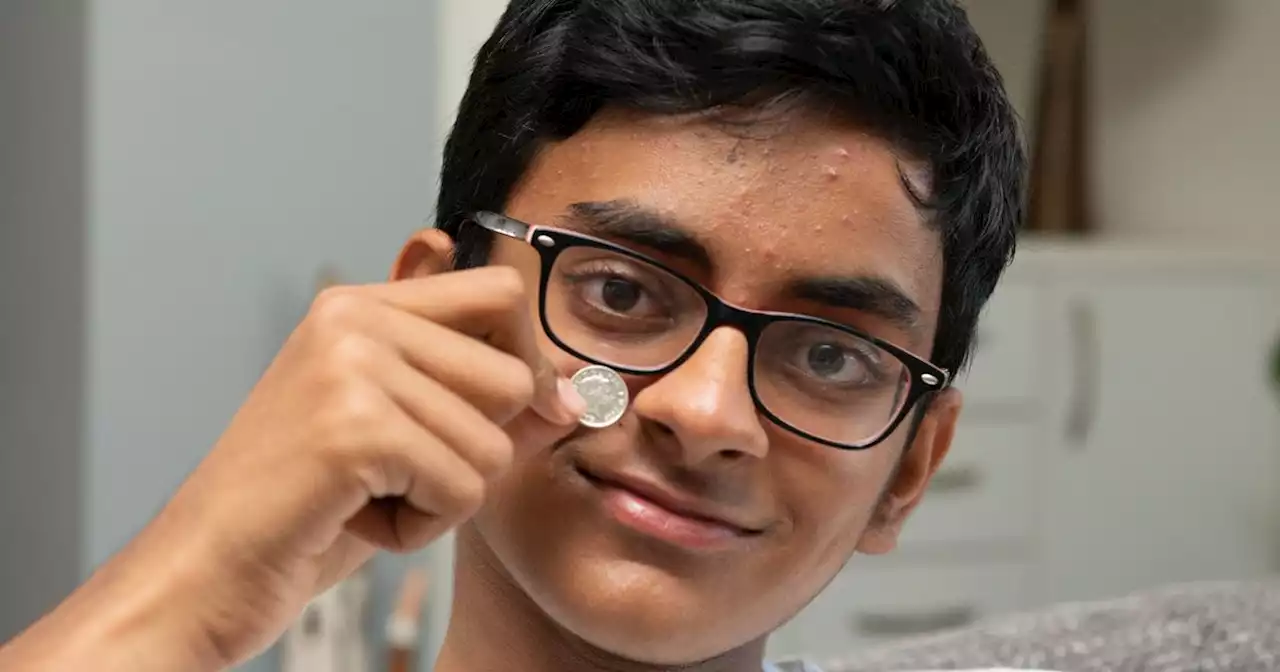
[436,0,1026,377]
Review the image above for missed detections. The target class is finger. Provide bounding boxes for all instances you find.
[340,400,486,552]
[356,300,543,424]
[364,306,579,464]
[313,532,378,594]
[503,406,582,461]
[361,268,583,424]
[370,342,516,480]
[345,499,452,554]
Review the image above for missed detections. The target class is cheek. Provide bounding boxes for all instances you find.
[776,441,899,561]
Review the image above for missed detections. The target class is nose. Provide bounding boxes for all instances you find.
[631,326,771,467]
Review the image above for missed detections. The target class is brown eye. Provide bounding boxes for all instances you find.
[600,277,643,313]
[806,343,849,379]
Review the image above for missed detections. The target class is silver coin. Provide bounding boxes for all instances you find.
[570,364,629,428]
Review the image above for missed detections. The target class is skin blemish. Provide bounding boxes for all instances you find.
[822,166,839,180]
[726,145,742,164]
[836,147,850,159]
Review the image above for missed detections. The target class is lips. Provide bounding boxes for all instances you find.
[575,465,766,549]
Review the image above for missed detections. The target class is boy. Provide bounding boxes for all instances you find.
[0,2,1031,670]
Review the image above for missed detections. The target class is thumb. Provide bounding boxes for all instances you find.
[505,375,586,457]
[525,352,585,426]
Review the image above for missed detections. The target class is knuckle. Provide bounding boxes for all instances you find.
[483,266,527,307]
[444,470,486,515]
[321,383,387,454]
[350,461,394,500]
[326,332,380,373]
[310,286,364,327]
[335,383,384,424]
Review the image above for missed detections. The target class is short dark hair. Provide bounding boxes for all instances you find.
[436,0,1026,376]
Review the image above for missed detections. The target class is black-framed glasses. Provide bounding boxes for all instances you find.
[468,211,950,450]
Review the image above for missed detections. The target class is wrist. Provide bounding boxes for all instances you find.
[84,560,229,672]
[1,541,229,672]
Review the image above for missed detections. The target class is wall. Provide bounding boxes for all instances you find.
[967,0,1280,243]
[0,1,87,644]
[1091,0,1278,242]
[1,0,439,666]
[85,3,439,669]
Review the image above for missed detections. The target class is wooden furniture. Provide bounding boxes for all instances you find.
[768,243,1280,660]
[1027,0,1092,234]
[387,570,428,672]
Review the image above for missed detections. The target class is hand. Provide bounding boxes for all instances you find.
[1,266,586,670]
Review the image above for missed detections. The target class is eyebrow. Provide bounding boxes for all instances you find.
[562,199,921,333]
[790,276,922,334]
[564,200,714,269]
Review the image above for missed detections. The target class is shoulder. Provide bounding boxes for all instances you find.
[764,661,824,672]
[767,664,1058,672]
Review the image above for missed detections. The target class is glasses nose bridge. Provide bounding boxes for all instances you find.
[699,296,767,352]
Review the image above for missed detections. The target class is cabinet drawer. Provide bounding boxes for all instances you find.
[898,423,1038,547]
[956,283,1040,404]
[769,561,1033,662]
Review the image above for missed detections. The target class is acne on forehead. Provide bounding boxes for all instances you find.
[508,113,944,313]
[529,113,912,197]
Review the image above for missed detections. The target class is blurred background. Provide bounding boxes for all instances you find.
[1,1,1277,671]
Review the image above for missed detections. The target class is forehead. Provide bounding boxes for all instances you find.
[506,108,945,339]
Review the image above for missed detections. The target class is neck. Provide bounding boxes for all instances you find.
[433,524,767,672]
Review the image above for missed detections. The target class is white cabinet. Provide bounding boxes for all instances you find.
[898,423,1040,548]
[770,244,1280,660]
[1039,273,1280,603]
[777,557,1034,663]
[956,282,1046,407]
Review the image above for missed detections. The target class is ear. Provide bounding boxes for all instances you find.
[391,227,456,281]
[855,388,963,555]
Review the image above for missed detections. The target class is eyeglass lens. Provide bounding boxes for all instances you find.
[543,246,911,446]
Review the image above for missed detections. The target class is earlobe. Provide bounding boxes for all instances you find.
[391,228,456,281]
[855,388,964,555]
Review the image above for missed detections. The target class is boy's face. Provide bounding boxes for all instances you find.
[423,109,961,664]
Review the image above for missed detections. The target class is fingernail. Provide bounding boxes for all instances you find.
[558,377,587,422]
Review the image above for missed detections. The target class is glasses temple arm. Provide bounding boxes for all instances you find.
[472,211,533,243]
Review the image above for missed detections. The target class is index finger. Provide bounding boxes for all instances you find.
[365,268,586,424]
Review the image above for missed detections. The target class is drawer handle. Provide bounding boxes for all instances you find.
[1064,298,1099,449]
[850,605,977,637]
[928,464,982,493]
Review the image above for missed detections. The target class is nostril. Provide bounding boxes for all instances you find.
[651,421,677,438]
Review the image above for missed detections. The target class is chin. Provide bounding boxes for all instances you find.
[523,552,766,665]
[465,445,814,665]
[472,503,773,665]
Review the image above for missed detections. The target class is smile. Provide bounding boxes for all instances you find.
[575,465,764,552]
